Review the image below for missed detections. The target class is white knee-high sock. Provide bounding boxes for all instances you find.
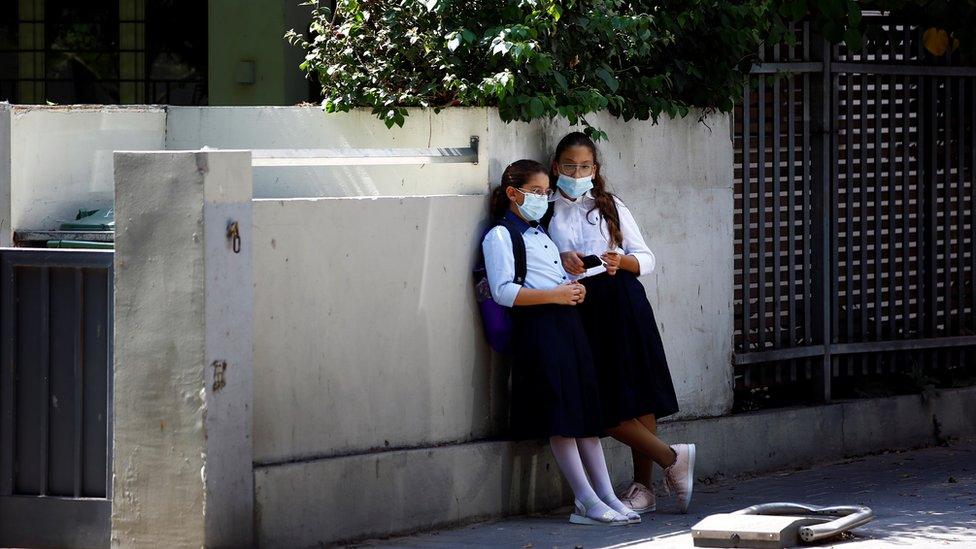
[577,437,636,517]
[576,437,614,496]
[549,436,620,519]
[549,436,599,503]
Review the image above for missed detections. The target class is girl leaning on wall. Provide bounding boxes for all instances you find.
[545,132,697,514]
[481,159,641,526]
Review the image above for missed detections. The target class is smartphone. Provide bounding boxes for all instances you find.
[581,254,603,269]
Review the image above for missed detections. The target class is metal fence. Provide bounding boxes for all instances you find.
[0,249,113,548]
[733,18,976,405]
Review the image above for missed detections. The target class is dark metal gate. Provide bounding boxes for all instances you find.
[733,18,976,406]
[0,249,113,548]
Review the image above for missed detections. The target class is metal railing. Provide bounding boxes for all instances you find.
[249,136,480,167]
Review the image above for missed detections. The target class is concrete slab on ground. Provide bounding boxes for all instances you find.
[359,440,976,548]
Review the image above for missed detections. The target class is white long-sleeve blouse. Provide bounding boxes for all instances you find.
[548,191,656,276]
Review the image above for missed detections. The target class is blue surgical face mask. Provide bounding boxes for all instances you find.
[514,188,549,221]
[556,173,594,199]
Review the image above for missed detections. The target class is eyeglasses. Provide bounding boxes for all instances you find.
[515,187,554,198]
[559,163,595,175]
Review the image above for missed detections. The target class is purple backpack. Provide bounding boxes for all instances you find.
[473,218,527,354]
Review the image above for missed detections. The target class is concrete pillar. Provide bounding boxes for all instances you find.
[112,150,254,547]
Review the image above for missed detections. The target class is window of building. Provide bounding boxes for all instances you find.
[0,0,207,105]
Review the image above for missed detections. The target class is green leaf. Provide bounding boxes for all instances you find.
[528,97,544,117]
[595,68,619,92]
[553,71,569,91]
[547,4,562,22]
[583,126,608,141]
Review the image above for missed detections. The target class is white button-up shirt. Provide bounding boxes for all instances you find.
[548,191,656,277]
[482,211,570,308]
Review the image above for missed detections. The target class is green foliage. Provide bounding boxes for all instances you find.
[287,0,974,135]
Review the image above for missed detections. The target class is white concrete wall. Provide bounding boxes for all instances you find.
[248,111,734,545]
[8,105,735,545]
[165,107,494,198]
[8,106,165,233]
[249,110,733,468]
[3,106,504,234]
[251,195,492,463]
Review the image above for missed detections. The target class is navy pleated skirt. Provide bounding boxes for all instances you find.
[509,304,604,439]
[578,271,679,428]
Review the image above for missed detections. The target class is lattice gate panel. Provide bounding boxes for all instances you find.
[733,19,976,405]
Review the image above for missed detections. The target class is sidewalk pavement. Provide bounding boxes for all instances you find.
[358,439,976,548]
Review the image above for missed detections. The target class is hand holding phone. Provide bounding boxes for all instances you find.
[580,254,603,269]
[560,251,586,276]
[601,251,621,275]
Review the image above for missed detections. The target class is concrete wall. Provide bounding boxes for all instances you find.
[6,105,165,234]
[2,104,734,545]
[246,110,735,545]
[246,110,733,465]
[0,105,532,235]
[165,106,495,198]
[251,195,491,464]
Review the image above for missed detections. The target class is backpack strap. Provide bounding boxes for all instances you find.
[540,202,555,231]
[497,218,528,284]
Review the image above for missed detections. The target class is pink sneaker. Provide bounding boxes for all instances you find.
[664,443,696,513]
[619,482,656,513]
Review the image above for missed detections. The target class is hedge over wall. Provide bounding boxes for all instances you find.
[288,0,976,137]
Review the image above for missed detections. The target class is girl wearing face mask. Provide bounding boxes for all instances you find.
[545,132,696,514]
[482,159,639,526]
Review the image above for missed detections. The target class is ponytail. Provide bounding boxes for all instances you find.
[489,185,510,220]
[490,159,548,219]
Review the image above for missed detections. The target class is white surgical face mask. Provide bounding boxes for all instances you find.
[514,188,548,221]
[556,173,594,198]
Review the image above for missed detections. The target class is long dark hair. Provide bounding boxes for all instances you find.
[551,132,623,248]
[490,159,549,219]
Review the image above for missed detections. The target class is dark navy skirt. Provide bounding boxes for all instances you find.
[578,271,679,428]
[509,304,604,439]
